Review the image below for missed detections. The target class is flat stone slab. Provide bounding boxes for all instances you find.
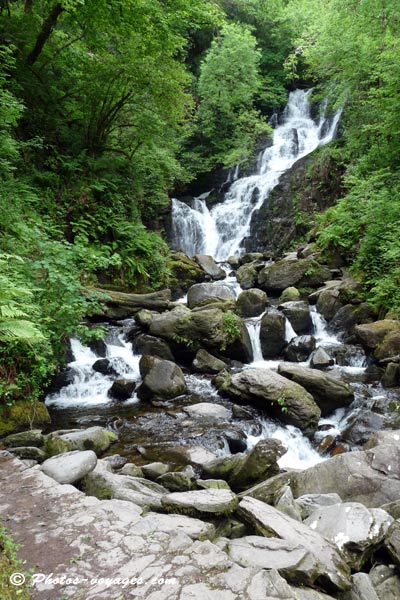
[40,450,97,484]
[162,489,238,516]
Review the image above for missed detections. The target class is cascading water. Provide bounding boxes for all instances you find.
[171,89,341,260]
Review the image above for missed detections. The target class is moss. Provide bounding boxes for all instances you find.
[43,435,70,457]
[81,475,113,500]
[0,401,50,438]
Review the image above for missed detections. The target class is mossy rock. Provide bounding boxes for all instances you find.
[0,400,51,437]
[167,251,207,300]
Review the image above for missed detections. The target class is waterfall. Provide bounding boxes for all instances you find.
[246,318,263,362]
[171,89,342,259]
[310,305,341,347]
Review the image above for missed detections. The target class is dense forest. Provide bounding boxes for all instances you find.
[0,0,399,411]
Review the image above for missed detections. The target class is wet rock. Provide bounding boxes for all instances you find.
[279,286,301,303]
[228,439,286,491]
[139,444,217,468]
[216,368,320,435]
[236,288,267,318]
[183,403,231,423]
[227,255,240,268]
[239,252,264,265]
[137,356,187,400]
[87,337,107,357]
[382,362,400,387]
[157,471,194,492]
[81,459,167,509]
[260,308,287,358]
[385,520,400,566]
[279,301,312,334]
[133,308,155,329]
[46,368,76,395]
[167,251,207,300]
[316,288,343,321]
[364,429,400,450]
[238,496,351,593]
[162,489,238,517]
[108,379,136,401]
[44,427,115,456]
[3,429,44,448]
[245,444,400,508]
[295,493,343,520]
[331,303,377,339]
[285,335,316,362]
[228,535,324,587]
[192,349,227,374]
[310,347,334,369]
[194,254,226,280]
[332,344,366,367]
[258,259,331,293]
[355,320,400,351]
[278,363,354,416]
[236,262,258,289]
[92,358,119,377]
[131,333,174,361]
[369,564,400,600]
[41,450,97,484]
[342,411,384,446]
[103,454,127,470]
[141,462,170,480]
[201,454,245,481]
[187,282,234,309]
[304,502,393,570]
[344,573,380,600]
[9,446,46,462]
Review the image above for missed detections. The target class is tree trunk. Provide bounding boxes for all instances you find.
[26,3,63,66]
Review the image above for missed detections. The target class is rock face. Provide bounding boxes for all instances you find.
[245,444,400,508]
[238,496,351,592]
[194,254,226,280]
[149,307,253,363]
[279,301,312,334]
[191,349,227,374]
[236,288,267,318]
[187,282,234,308]
[278,363,354,416]
[304,502,393,569]
[260,308,287,358]
[216,368,321,435]
[258,259,331,293]
[285,335,316,362]
[40,450,97,484]
[161,489,238,516]
[137,356,187,400]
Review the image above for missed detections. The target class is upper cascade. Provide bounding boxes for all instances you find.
[171,89,341,260]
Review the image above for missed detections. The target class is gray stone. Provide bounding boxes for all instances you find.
[238,496,351,592]
[184,403,231,423]
[132,333,175,361]
[194,254,226,280]
[228,439,286,491]
[278,363,354,416]
[364,429,400,450]
[162,489,238,516]
[295,493,343,519]
[258,259,331,293]
[385,520,400,565]
[274,485,302,521]
[343,573,380,600]
[140,444,217,468]
[304,502,393,569]
[187,283,234,308]
[316,288,343,321]
[137,356,187,400]
[285,335,316,362]
[216,368,321,436]
[260,308,286,358]
[107,379,136,400]
[118,463,143,478]
[197,479,231,491]
[279,287,301,303]
[157,471,194,492]
[279,301,312,334]
[381,500,400,519]
[3,429,44,448]
[369,564,400,600]
[44,426,115,456]
[141,462,170,479]
[236,288,267,318]
[192,349,227,374]
[236,262,258,290]
[142,512,215,541]
[41,450,97,484]
[382,363,400,387]
[9,446,46,462]
[310,347,334,370]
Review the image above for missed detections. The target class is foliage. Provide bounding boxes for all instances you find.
[222,311,242,343]
[0,522,31,600]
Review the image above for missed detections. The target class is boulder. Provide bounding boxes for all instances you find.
[341,410,384,446]
[260,308,287,359]
[131,334,174,361]
[331,303,377,339]
[227,255,240,268]
[304,502,393,569]
[236,288,267,318]
[278,363,354,416]
[44,426,115,456]
[183,403,231,423]
[157,471,194,492]
[194,254,226,280]
[364,430,400,450]
[139,444,217,468]
[385,520,400,566]
[274,485,302,521]
[141,462,170,480]
[279,287,301,303]
[192,349,227,374]
[258,259,331,293]
[187,282,234,309]
[92,358,119,377]
[239,252,264,265]
[81,459,167,510]
[119,463,143,478]
[238,496,351,593]
[167,251,207,300]
[316,288,343,321]
[9,446,46,461]
[285,335,316,362]
[94,287,172,319]
[244,444,400,508]
[197,479,231,491]
[161,489,238,517]
[279,301,312,334]
[236,262,258,289]
[355,320,400,351]
[369,564,400,599]
[375,330,400,362]
[40,450,97,484]
[201,454,246,481]
[3,429,44,448]
[295,493,343,520]
[382,363,400,387]
[216,368,320,436]
[149,307,253,363]
[137,356,187,400]
[310,347,334,370]
[345,573,380,600]
[108,379,136,400]
[228,439,286,491]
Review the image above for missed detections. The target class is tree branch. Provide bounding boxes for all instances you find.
[26,3,64,66]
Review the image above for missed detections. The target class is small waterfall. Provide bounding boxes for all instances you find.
[171,89,342,259]
[285,318,297,342]
[46,337,141,409]
[246,318,263,363]
[310,305,341,346]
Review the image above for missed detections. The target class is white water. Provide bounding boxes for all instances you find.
[171,89,341,260]
[310,305,341,347]
[246,318,264,363]
[46,337,141,408]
